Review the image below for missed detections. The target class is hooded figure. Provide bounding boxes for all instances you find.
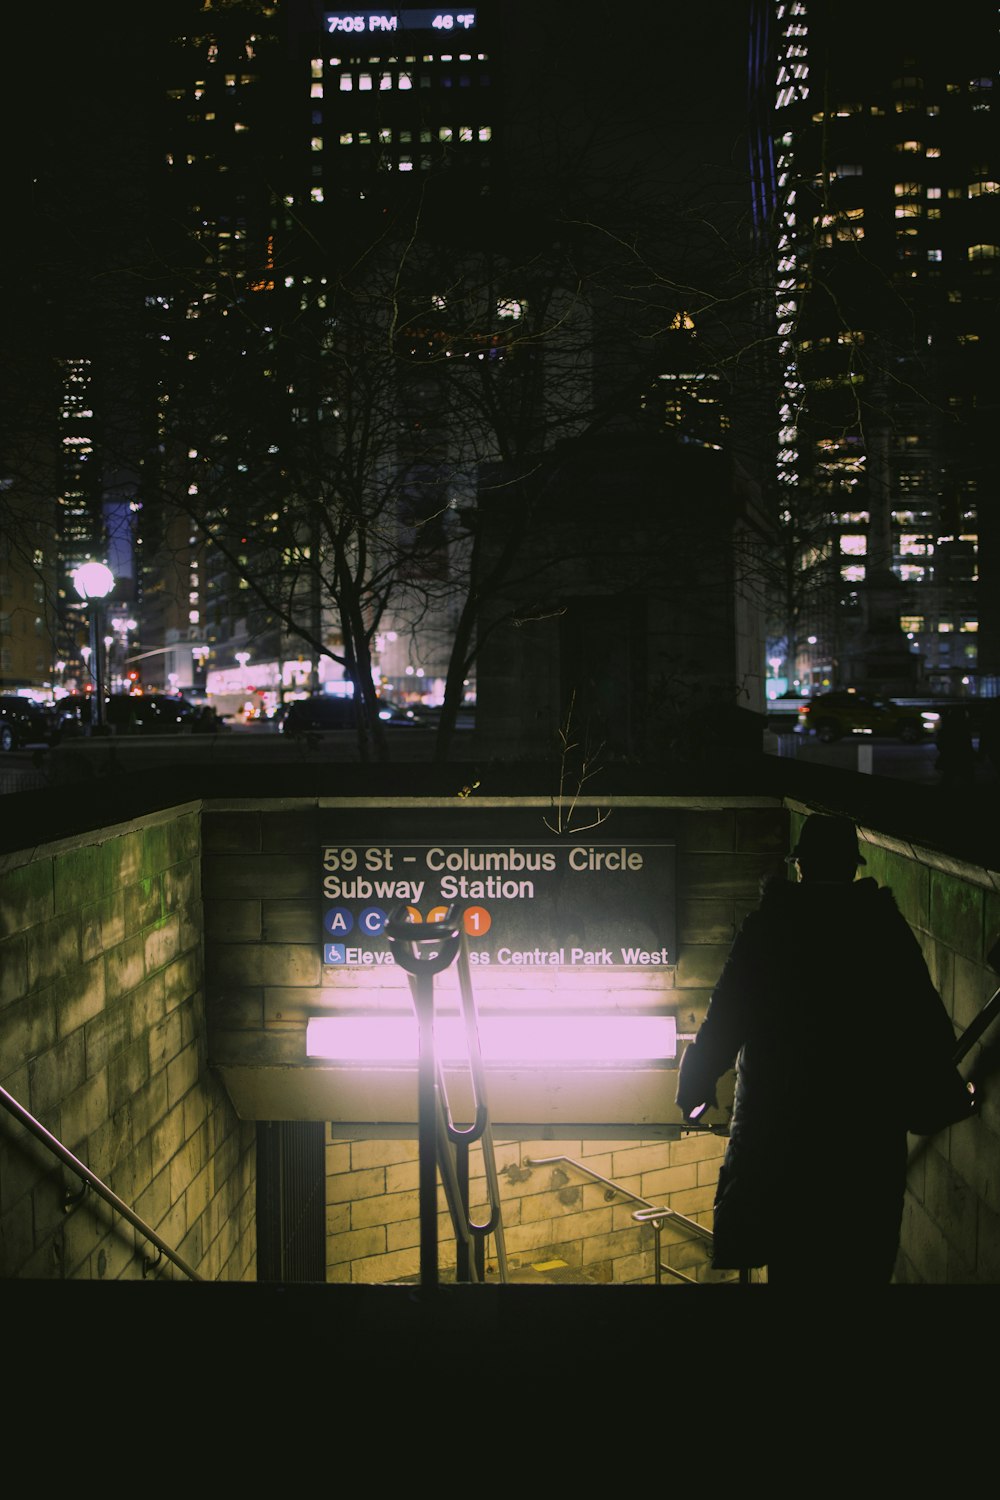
[676,814,976,1283]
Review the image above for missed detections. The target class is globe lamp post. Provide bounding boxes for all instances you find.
[72,561,115,732]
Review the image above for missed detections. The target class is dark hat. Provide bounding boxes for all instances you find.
[787,814,866,866]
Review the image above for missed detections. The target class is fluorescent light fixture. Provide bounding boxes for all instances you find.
[306,1014,677,1064]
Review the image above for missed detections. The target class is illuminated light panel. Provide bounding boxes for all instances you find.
[306,1014,677,1063]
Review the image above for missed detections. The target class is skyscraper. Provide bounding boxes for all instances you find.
[139,3,504,712]
[750,0,998,697]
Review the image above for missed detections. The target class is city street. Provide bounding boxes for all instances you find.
[763,730,949,785]
[1,726,994,797]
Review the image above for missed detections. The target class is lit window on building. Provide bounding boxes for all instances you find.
[841,564,865,582]
[340,74,352,90]
[840,534,867,556]
[900,616,925,633]
[900,535,932,555]
[968,244,999,259]
[359,73,372,90]
[899,564,926,581]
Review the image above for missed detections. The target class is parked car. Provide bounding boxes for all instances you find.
[56,693,200,735]
[798,691,940,743]
[0,696,59,752]
[277,695,430,734]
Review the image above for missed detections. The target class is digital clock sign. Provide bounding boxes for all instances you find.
[325,10,477,34]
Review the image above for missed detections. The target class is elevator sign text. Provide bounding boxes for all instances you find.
[321,842,676,969]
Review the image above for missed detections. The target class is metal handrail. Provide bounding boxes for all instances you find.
[954,977,1000,1066]
[525,1152,714,1285]
[441,933,509,1279]
[0,1082,202,1282]
[385,903,508,1286]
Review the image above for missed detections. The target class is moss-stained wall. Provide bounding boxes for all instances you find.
[0,807,256,1281]
[4,786,995,1287]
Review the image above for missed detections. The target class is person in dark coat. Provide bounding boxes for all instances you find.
[675,814,976,1284]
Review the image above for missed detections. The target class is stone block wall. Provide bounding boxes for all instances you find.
[0,807,256,1281]
[6,786,997,1288]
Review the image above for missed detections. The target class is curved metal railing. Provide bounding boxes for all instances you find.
[524,1151,720,1285]
[384,903,508,1287]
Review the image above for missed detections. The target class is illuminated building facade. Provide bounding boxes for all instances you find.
[310,6,494,194]
[142,3,499,705]
[750,0,999,696]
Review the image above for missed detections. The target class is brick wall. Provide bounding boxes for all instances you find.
[0,807,256,1281]
[326,1130,732,1285]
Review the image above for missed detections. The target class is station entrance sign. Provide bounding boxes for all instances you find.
[321,841,676,970]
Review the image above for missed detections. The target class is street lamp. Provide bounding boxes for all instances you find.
[72,561,115,732]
